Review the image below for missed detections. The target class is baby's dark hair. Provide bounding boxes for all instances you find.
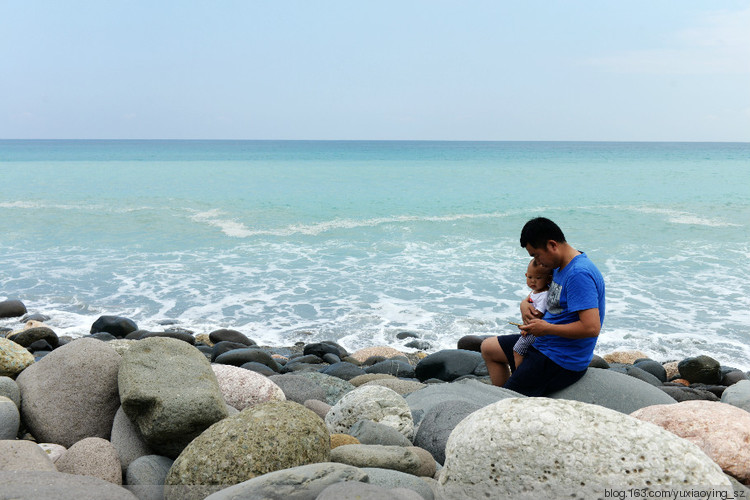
[520,217,566,249]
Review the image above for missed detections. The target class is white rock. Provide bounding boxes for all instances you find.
[439,397,731,499]
[325,385,414,440]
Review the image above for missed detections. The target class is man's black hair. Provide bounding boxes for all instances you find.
[520,217,566,249]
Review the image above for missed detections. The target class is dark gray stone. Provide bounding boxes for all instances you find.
[210,341,249,361]
[660,385,720,402]
[633,359,667,382]
[589,355,610,369]
[608,364,663,387]
[722,370,748,386]
[319,362,367,381]
[414,349,483,382]
[20,313,50,323]
[396,332,419,340]
[11,327,58,348]
[90,315,138,338]
[322,353,341,364]
[404,339,431,350]
[678,355,722,384]
[349,419,413,447]
[549,367,677,414]
[268,374,327,404]
[208,329,255,346]
[0,299,27,318]
[455,335,489,352]
[406,379,521,428]
[303,342,340,358]
[413,400,482,464]
[240,361,278,376]
[214,347,281,372]
[721,380,750,412]
[365,360,416,378]
[87,332,118,342]
[297,372,355,405]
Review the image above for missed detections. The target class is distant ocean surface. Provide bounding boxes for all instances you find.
[1,140,749,369]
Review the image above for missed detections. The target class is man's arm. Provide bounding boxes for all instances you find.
[520,297,542,323]
[519,307,600,339]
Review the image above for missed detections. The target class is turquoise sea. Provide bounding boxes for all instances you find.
[1,140,749,369]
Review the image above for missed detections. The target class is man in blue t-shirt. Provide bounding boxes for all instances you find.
[481,217,605,396]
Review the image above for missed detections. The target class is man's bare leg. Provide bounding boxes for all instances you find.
[514,351,525,369]
[481,337,511,387]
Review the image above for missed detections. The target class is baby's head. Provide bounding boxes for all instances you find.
[525,258,552,293]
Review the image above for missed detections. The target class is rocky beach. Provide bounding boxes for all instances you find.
[1,298,750,500]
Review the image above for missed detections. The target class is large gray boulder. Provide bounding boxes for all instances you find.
[203,462,367,500]
[16,338,121,447]
[0,470,137,499]
[118,337,228,458]
[405,378,521,429]
[548,367,677,414]
[439,398,732,499]
[164,401,330,500]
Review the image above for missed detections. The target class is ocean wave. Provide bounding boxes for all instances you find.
[187,209,517,238]
[628,206,741,227]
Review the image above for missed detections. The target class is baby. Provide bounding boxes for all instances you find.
[513,258,553,368]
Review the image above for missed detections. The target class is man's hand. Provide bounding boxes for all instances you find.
[519,319,549,337]
[520,299,543,323]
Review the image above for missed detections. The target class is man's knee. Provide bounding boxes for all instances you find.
[481,337,505,362]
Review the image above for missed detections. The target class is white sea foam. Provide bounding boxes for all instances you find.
[189,209,256,238]
[187,210,518,238]
[629,206,741,227]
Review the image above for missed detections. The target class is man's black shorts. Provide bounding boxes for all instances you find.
[496,334,587,397]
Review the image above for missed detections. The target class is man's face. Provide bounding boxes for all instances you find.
[525,242,557,269]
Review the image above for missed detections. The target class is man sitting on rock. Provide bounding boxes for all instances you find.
[481,217,605,396]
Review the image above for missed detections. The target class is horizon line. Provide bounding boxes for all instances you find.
[2,138,749,144]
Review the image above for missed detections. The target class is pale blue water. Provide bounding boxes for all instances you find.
[1,140,749,369]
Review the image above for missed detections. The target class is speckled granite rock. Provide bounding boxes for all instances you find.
[0,338,35,377]
[631,400,750,485]
[439,398,731,499]
[164,401,330,500]
[326,385,414,440]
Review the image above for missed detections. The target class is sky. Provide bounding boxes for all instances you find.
[2,1,749,141]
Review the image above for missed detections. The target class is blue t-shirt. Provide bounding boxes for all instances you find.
[533,252,605,371]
